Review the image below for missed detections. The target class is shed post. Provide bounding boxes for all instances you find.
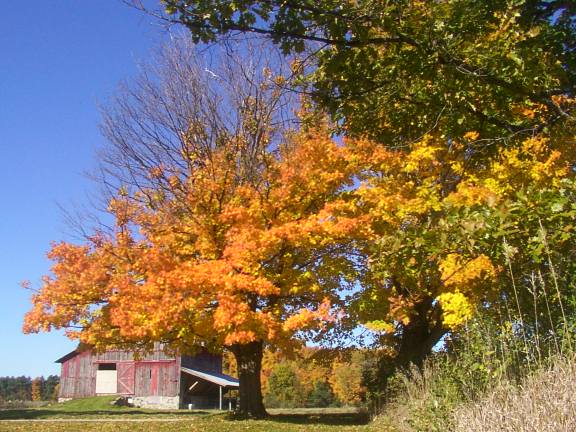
[219,385,223,410]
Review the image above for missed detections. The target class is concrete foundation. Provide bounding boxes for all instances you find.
[132,395,179,410]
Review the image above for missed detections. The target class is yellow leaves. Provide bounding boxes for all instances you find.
[402,135,442,173]
[107,198,133,226]
[521,108,536,119]
[363,320,395,334]
[350,133,477,224]
[521,135,548,155]
[486,135,569,196]
[530,149,566,183]
[283,308,316,332]
[28,120,574,361]
[329,356,365,406]
[440,253,497,290]
[168,175,180,188]
[446,182,497,208]
[511,102,548,120]
[404,178,443,214]
[344,137,399,171]
[273,74,286,86]
[437,291,474,329]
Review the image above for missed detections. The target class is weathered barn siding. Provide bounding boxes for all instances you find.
[92,344,176,362]
[134,359,180,396]
[59,350,95,399]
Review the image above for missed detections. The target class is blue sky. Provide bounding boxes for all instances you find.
[0,1,168,377]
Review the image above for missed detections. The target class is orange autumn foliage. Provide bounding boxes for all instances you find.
[31,378,41,402]
[329,351,366,406]
[23,128,365,355]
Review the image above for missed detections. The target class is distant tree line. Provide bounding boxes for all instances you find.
[0,376,59,401]
[224,347,373,408]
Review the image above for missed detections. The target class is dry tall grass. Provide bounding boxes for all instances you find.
[453,355,576,432]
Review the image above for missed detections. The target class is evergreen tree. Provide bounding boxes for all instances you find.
[307,380,336,408]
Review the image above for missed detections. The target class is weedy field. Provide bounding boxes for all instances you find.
[0,397,382,432]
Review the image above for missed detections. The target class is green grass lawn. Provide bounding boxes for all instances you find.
[0,396,211,420]
[0,397,390,432]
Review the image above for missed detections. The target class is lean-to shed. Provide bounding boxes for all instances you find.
[56,344,238,409]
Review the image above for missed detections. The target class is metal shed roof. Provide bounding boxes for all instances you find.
[181,367,239,388]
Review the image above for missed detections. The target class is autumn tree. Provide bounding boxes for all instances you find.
[329,351,366,406]
[347,126,576,372]
[31,378,42,402]
[294,347,335,406]
[141,0,574,143]
[260,346,338,407]
[23,39,363,418]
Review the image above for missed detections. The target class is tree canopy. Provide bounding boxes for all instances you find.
[157,0,575,142]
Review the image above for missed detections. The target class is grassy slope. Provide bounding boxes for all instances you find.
[48,396,125,411]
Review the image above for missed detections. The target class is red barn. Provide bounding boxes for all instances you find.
[55,344,238,409]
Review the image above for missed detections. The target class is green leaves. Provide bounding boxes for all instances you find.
[161,0,574,145]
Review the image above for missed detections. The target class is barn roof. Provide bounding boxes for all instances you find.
[55,349,80,363]
[181,367,239,388]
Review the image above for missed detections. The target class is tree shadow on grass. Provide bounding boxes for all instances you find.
[225,410,370,426]
[269,412,370,426]
[0,409,212,420]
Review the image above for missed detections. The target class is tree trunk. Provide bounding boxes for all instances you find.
[230,340,267,419]
[395,298,447,371]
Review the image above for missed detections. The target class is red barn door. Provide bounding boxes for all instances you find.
[117,362,135,395]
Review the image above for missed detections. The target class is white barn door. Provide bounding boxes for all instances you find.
[96,367,118,394]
